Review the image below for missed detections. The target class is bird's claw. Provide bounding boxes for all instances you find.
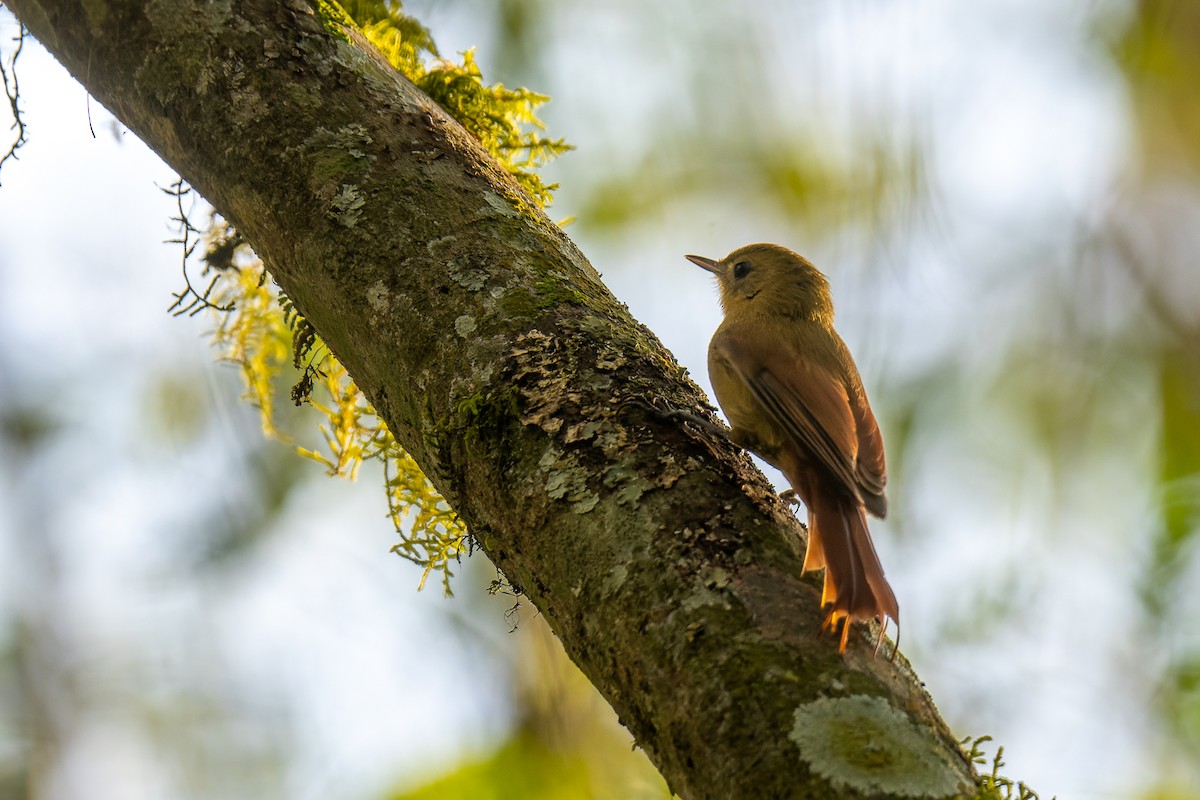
[629,396,727,436]
[626,396,676,419]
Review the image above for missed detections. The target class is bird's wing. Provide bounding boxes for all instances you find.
[850,388,887,516]
[828,334,887,516]
[713,328,862,503]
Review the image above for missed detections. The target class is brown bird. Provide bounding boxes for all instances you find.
[686,243,898,651]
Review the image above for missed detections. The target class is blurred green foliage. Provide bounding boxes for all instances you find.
[1152,349,1200,605]
[1111,1,1200,777]
[1114,0,1200,174]
[391,731,595,800]
[390,619,670,800]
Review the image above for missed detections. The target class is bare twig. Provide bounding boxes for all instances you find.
[0,19,27,182]
[161,179,236,317]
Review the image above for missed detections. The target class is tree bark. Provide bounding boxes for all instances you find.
[3,1,976,797]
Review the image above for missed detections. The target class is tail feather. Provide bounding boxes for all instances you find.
[802,491,898,652]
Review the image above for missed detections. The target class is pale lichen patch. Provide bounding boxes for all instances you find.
[333,123,373,158]
[507,329,660,511]
[680,583,731,613]
[426,235,457,253]
[537,446,562,471]
[602,461,650,507]
[564,420,605,443]
[367,280,391,314]
[537,447,596,506]
[655,454,688,488]
[481,190,521,218]
[703,566,731,590]
[595,352,627,371]
[789,695,962,798]
[604,563,628,592]
[453,315,477,337]
[470,360,496,386]
[229,83,267,124]
[572,495,600,514]
[329,184,365,227]
[448,257,488,291]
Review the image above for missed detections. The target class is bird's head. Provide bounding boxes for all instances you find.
[685,243,833,323]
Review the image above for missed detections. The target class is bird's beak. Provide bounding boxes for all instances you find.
[685,254,721,274]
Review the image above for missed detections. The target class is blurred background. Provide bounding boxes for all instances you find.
[1,0,1199,797]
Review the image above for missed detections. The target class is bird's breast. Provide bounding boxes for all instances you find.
[707,336,788,458]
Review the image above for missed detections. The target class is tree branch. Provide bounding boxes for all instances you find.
[2,1,975,797]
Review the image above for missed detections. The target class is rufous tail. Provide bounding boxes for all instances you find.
[801,491,898,652]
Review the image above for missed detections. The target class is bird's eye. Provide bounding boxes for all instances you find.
[732,261,752,280]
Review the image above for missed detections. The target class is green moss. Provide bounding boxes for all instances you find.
[310,0,356,42]
[311,148,366,183]
[303,125,374,189]
[456,386,521,457]
[533,277,586,309]
[499,290,540,319]
[492,273,590,316]
[456,387,519,425]
[135,38,213,108]
[282,82,321,111]
[963,737,1051,800]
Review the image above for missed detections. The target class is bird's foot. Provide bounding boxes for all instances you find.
[630,397,727,437]
[817,609,852,653]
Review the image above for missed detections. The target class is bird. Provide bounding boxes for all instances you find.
[685,243,898,652]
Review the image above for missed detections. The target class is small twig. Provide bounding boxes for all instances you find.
[290,351,330,407]
[503,601,521,633]
[0,20,28,182]
[161,179,235,317]
[86,48,95,139]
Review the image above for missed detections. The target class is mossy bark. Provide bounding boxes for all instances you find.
[4,1,977,797]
